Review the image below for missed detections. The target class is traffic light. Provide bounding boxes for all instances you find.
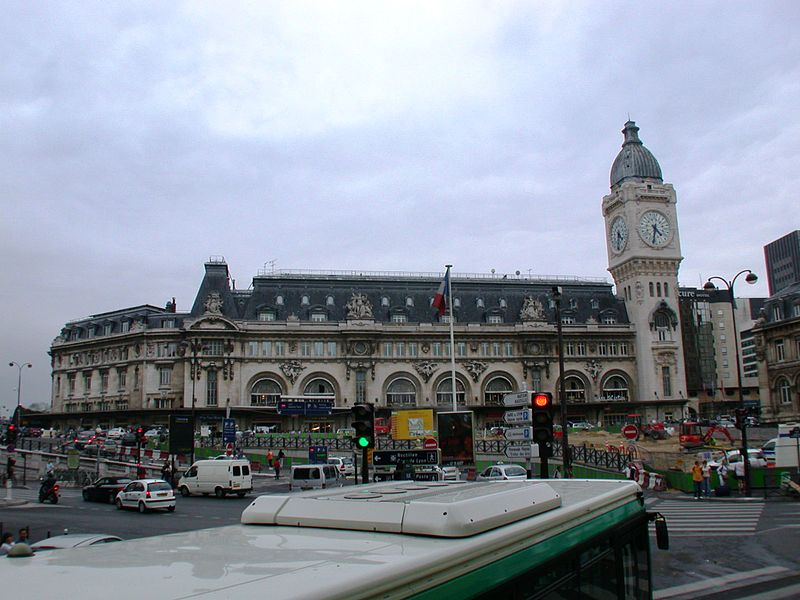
[531,392,554,444]
[734,408,746,430]
[136,426,146,444]
[351,403,375,449]
[6,424,17,445]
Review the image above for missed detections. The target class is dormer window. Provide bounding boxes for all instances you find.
[591,298,599,310]
[499,298,507,308]
[476,298,484,308]
[569,298,578,309]
[301,295,310,306]
[406,297,414,307]
[487,314,503,324]
[310,312,327,322]
[121,321,130,333]
[454,298,461,308]
[381,296,390,307]
[276,295,284,306]
[258,310,276,321]
[326,296,335,306]
[103,323,113,336]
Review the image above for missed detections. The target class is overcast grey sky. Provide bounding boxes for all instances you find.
[2,1,798,414]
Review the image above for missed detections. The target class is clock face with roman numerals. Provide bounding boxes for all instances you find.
[638,211,671,247]
[610,216,628,253]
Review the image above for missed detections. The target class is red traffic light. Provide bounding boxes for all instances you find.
[533,393,551,408]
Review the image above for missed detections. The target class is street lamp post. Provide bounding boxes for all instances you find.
[8,362,32,429]
[182,340,206,466]
[552,287,571,478]
[704,269,758,496]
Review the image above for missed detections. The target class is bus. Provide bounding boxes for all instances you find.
[2,479,667,599]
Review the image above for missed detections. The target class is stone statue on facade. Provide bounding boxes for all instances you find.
[413,361,438,382]
[280,360,306,384]
[519,297,546,322]
[346,293,373,319]
[204,292,224,315]
[463,360,487,382]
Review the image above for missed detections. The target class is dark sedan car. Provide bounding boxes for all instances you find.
[82,477,133,503]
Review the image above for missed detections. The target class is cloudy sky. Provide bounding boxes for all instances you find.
[2,1,798,412]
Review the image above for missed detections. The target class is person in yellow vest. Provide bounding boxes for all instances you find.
[691,461,703,500]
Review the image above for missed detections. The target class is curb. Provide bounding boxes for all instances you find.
[0,499,28,508]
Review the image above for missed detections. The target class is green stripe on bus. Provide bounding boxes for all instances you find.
[408,501,643,599]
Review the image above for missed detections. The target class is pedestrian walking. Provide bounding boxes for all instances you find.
[273,457,281,479]
[691,461,703,499]
[701,460,712,497]
[161,459,172,484]
[716,459,730,496]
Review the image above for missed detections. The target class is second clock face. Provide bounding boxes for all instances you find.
[638,210,671,247]
[610,216,628,253]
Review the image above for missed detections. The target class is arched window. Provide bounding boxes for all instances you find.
[778,378,792,404]
[484,377,513,406]
[250,378,282,407]
[654,312,672,341]
[564,376,587,403]
[601,375,629,401]
[436,378,466,408]
[386,378,417,408]
[303,378,335,396]
[649,282,654,297]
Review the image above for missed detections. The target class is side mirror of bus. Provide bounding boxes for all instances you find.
[648,512,669,550]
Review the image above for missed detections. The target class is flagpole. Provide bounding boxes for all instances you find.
[445,265,457,412]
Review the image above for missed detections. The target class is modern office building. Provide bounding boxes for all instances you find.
[764,230,800,295]
[48,122,692,432]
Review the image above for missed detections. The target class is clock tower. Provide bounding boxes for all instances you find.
[602,121,687,417]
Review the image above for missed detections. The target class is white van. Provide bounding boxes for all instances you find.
[289,464,342,491]
[178,459,252,498]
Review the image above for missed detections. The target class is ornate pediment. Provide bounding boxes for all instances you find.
[520,297,546,322]
[413,361,438,382]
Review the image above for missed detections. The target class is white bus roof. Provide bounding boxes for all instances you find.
[1,479,642,600]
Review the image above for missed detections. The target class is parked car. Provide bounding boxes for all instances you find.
[289,464,342,491]
[709,449,768,470]
[106,427,127,439]
[568,421,594,431]
[30,533,122,551]
[476,463,528,481]
[144,428,161,440]
[115,479,176,513]
[82,477,132,503]
[328,457,355,477]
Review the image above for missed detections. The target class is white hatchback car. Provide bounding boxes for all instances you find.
[476,463,528,481]
[115,479,176,513]
[328,457,355,477]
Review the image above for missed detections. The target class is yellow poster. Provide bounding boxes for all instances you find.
[392,409,435,440]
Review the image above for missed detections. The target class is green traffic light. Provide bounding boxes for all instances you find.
[357,436,370,448]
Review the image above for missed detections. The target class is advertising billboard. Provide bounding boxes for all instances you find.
[437,411,475,465]
[392,409,435,440]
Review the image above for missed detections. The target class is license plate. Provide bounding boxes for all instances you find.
[158,492,168,497]
[233,483,239,488]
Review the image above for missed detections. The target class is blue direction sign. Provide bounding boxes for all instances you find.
[309,445,329,463]
[277,400,305,415]
[222,418,237,444]
[373,450,439,466]
[305,399,335,416]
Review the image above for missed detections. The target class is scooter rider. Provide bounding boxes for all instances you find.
[39,471,57,502]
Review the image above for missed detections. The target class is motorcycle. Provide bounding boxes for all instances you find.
[39,477,60,504]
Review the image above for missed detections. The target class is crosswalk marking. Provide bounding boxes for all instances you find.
[648,499,765,537]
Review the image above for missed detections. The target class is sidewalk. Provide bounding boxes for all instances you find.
[0,484,30,507]
[649,487,792,503]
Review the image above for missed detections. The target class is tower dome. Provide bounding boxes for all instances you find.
[610,121,662,187]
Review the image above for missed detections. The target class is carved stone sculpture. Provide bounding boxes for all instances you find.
[413,361,438,382]
[346,293,373,319]
[520,297,546,322]
[280,360,306,384]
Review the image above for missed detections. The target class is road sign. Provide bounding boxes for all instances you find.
[505,443,538,458]
[222,418,236,444]
[225,442,234,457]
[309,445,328,463]
[622,424,639,440]
[504,409,531,424]
[504,427,533,441]
[372,450,439,466]
[503,391,531,407]
[67,449,80,469]
[277,400,305,415]
[305,399,335,416]
[423,437,438,449]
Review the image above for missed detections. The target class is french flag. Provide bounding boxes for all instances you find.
[433,268,450,316]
